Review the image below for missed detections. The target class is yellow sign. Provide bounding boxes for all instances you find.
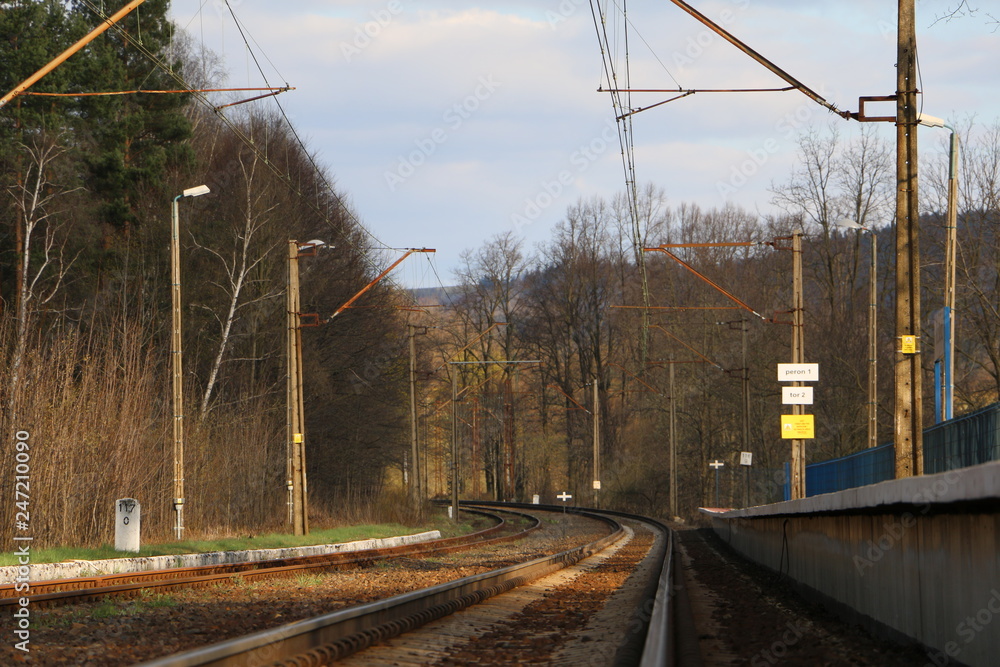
[780,414,815,439]
[900,335,917,354]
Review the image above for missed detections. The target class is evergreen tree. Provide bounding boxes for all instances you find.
[68,0,194,238]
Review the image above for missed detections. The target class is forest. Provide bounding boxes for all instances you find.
[2,1,999,547]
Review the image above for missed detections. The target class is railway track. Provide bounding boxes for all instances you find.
[0,507,534,609]
[129,504,693,667]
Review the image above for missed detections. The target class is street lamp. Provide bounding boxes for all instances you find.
[836,218,878,450]
[918,113,959,422]
[170,184,210,540]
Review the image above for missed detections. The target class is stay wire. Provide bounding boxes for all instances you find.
[77,0,403,289]
[219,0,394,254]
[607,0,682,89]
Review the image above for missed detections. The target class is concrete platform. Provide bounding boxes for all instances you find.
[0,530,440,584]
[704,461,1000,667]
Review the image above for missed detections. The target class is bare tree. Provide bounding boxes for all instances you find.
[195,146,284,417]
[6,133,79,396]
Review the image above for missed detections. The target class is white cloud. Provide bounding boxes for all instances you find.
[169,0,1000,286]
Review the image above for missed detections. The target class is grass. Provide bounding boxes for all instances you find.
[293,573,327,587]
[0,511,476,566]
[91,600,119,619]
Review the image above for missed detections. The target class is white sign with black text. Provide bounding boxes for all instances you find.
[782,386,814,405]
[777,363,819,382]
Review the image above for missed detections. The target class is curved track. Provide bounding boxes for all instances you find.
[0,507,535,609]
[133,504,693,667]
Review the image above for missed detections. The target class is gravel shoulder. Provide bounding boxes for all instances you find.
[676,526,931,666]
[0,512,608,666]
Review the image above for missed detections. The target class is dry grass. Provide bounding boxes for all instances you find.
[0,321,285,548]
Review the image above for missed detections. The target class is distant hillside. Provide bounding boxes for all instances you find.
[409,285,460,308]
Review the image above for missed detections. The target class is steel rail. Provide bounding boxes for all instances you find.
[0,507,535,607]
[134,505,624,667]
[475,502,691,667]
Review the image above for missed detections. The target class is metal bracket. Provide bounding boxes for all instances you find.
[298,313,323,328]
[851,95,897,123]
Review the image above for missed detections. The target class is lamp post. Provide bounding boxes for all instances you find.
[170,184,210,540]
[918,113,959,422]
[836,219,878,450]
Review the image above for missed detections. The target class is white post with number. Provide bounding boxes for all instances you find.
[115,498,140,552]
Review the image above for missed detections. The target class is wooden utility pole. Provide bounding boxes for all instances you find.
[592,379,600,508]
[408,325,423,514]
[287,241,308,535]
[669,360,677,518]
[790,232,806,500]
[894,0,923,477]
[741,318,750,459]
[503,377,515,501]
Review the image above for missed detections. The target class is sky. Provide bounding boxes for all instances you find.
[166,1,999,288]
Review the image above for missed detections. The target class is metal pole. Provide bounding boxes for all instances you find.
[944,128,959,420]
[894,0,923,477]
[714,467,720,507]
[741,318,750,456]
[171,197,185,540]
[451,366,459,522]
[745,464,750,508]
[868,231,879,448]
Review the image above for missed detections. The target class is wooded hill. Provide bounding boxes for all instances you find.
[1,1,406,546]
[3,2,999,547]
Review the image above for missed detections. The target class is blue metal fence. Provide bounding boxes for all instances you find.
[782,402,1000,500]
[924,402,1000,473]
[805,442,895,496]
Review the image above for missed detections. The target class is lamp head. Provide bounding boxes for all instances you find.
[298,239,331,252]
[834,217,864,231]
[182,184,211,198]
[917,113,946,129]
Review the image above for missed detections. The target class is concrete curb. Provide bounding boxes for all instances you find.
[1,530,441,584]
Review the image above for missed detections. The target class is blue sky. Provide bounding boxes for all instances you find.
[167,1,999,287]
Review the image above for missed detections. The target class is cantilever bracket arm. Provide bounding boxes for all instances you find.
[666,0,850,119]
[642,246,766,320]
[328,248,435,320]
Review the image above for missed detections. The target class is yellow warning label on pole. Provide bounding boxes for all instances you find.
[899,335,917,354]
[780,415,815,439]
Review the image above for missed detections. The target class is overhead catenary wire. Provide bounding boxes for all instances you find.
[76,0,420,302]
[589,0,655,364]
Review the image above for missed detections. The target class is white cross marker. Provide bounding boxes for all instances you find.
[556,492,573,502]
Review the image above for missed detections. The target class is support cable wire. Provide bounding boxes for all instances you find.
[77,0,416,298]
[218,0,393,256]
